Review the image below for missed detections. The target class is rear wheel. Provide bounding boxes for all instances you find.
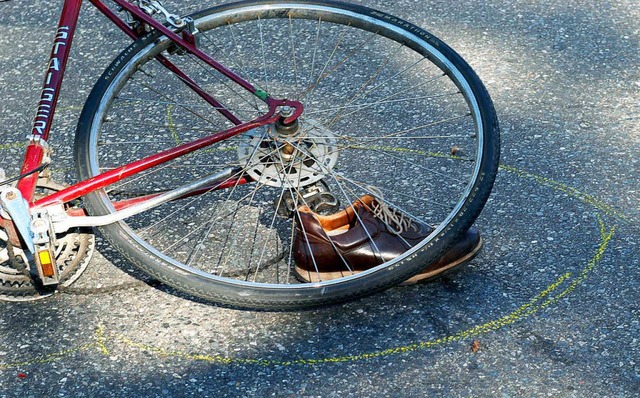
[74,0,499,309]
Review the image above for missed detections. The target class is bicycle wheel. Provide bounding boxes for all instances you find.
[74,0,499,310]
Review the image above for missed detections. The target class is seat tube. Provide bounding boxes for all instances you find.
[17,0,83,202]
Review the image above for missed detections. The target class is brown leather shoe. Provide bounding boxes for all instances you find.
[400,228,482,285]
[293,195,482,283]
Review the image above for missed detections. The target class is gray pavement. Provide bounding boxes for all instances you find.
[1,0,639,396]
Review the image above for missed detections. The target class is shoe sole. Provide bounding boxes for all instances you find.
[399,237,483,286]
[294,237,483,285]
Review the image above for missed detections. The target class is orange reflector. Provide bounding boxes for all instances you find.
[38,250,55,277]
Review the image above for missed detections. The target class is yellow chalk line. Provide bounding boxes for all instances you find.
[111,218,616,366]
[166,104,181,146]
[0,142,26,151]
[0,325,112,370]
[0,151,620,368]
[499,164,626,221]
[0,127,629,222]
[0,217,615,369]
[0,343,98,370]
[0,134,626,223]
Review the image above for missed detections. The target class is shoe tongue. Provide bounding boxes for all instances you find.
[357,204,387,231]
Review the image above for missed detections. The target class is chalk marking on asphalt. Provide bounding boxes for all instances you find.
[0,162,620,369]
[0,343,97,370]
[0,142,26,150]
[0,325,114,370]
[110,219,615,366]
[499,164,626,221]
[166,104,181,146]
[0,218,616,369]
[0,138,628,222]
[95,324,110,356]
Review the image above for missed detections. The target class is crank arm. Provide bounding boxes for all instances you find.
[0,188,59,285]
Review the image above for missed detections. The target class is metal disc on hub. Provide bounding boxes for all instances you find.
[237,119,338,189]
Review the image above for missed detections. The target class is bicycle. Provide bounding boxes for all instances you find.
[0,0,500,310]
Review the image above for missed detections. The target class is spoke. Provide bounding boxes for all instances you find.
[304,92,458,116]
[155,181,262,257]
[283,139,452,228]
[145,170,263,257]
[324,73,450,128]
[199,24,262,111]
[271,141,356,280]
[114,96,257,113]
[99,162,243,176]
[99,120,251,139]
[352,145,466,187]
[326,114,472,152]
[99,143,245,192]
[343,58,431,108]
[186,53,262,118]
[375,114,471,139]
[252,191,288,282]
[308,113,474,161]
[83,4,489,290]
[281,141,386,264]
[289,14,301,95]
[258,16,270,93]
[204,176,265,274]
[300,29,381,104]
[124,129,278,241]
[308,17,322,86]
[324,41,405,126]
[180,131,279,272]
[131,75,223,128]
[333,174,437,229]
[299,23,348,103]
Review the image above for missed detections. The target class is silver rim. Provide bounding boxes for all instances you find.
[84,4,484,289]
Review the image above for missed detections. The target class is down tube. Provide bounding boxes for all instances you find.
[17,0,83,202]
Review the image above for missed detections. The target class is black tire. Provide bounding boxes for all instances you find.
[74,0,499,310]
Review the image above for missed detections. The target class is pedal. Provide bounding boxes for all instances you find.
[31,211,60,286]
[0,188,60,286]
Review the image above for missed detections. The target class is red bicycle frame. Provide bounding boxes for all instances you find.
[16,0,303,211]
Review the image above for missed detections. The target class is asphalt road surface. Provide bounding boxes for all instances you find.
[0,0,638,396]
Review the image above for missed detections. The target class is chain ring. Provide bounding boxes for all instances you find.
[0,182,95,301]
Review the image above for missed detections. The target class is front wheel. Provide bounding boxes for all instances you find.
[74,0,499,310]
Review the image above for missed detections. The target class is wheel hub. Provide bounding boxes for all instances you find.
[237,119,338,188]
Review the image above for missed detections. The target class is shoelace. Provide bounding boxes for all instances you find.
[367,187,418,235]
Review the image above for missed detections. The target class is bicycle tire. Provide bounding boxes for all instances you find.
[74,0,500,310]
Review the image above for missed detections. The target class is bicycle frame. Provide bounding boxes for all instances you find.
[16,0,303,212]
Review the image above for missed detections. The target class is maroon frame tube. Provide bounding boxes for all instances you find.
[33,114,274,208]
[20,0,305,211]
[111,0,259,96]
[88,0,244,125]
[17,0,83,201]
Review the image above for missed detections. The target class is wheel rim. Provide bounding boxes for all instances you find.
[82,2,493,292]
